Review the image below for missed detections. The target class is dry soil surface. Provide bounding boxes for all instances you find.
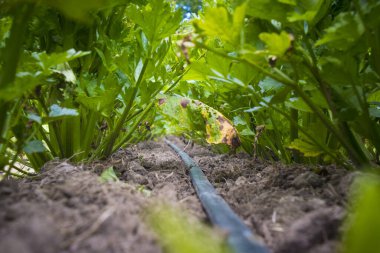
[0,137,354,253]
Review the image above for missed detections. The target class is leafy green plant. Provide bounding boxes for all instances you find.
[1,0,379,175]
[0,0,186,174]
[166,0,380,168]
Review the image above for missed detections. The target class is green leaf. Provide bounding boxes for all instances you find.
[244,106,262,113]
[316,12,365,50]
[259,31,292,56]
[244,0,291,22]
[76,92,119,116]
[342,176,380,253]
[23,140,47,154]
[0,72,43,101]
[196,3,246,46]
[182,61,210,81]
[0,49,88,101]
[278,0,297,5]
[233,116,246,126]
[232,3,247,37]
[240,128,255,136]
[285,97,313,112]
[126,0,182,45]
[288,138,323,157]
[53,63,77,83]
[368,90,380,103]
[230,62,259,85]
[362,1,380,30]
[369,107,380,118]
[270,86,292,104]
[33,49,90,73]
[6,0,120,21]
[206,52,232,79]
[27,113,42,124]
[287,0,331,26]
[100,166,119,183]
[259,77,284,92]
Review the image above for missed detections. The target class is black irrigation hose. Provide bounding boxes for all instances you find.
[165,139,271,253]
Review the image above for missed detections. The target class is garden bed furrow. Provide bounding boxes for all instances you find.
[0,138,351,253]
[166,139,270,253]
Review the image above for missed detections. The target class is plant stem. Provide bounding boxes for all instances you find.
[101,57,150,157]
[0,4,34,156]
[110,65,191,153]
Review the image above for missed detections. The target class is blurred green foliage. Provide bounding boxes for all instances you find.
[147,204,231,253]
[342,174,380,253]
[160,0,380,168]
[0,0,379,171]
[0,0,185,174]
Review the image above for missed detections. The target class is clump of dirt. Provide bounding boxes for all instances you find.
[166,137,352,253]
[0,137,354,253]
[0,162,161,253]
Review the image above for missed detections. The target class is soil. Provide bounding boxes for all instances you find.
[0,137,354,253]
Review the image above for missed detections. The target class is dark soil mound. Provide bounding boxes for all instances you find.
[0,138,353,253]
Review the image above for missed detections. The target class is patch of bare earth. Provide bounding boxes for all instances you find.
[0,137,353,253]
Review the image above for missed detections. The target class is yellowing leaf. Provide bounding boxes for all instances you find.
[157,96,240,149]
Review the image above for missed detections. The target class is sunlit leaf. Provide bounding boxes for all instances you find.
[259,31,292,56]
[195,3,246,46]
[288,138,323,157]
[126,0,182,44]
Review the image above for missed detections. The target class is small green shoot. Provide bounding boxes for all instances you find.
[100,166,119,183]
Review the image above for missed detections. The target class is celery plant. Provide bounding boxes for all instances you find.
[0,0,185,174]
[167,0,380,168]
